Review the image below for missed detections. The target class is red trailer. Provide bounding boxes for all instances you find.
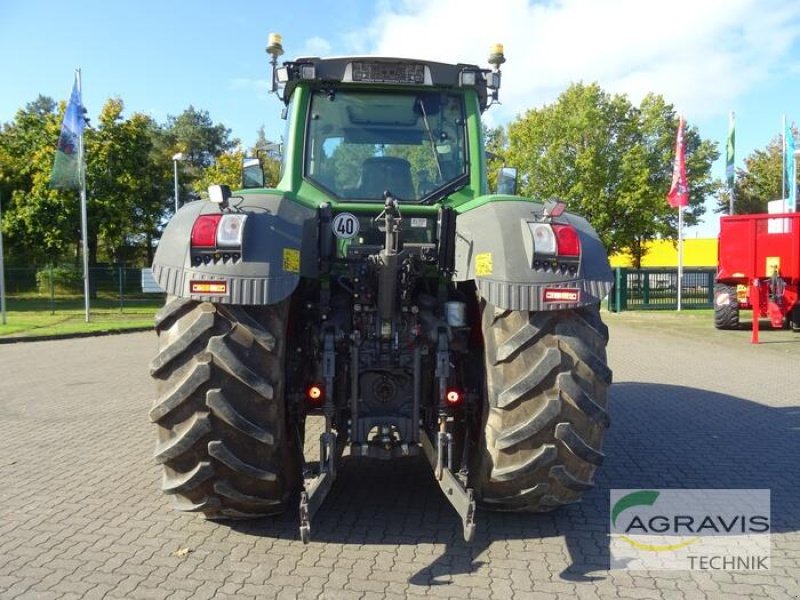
[715,212,800,330]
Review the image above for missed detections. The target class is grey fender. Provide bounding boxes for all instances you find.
[152,192,318,305]
[453,198,613,311]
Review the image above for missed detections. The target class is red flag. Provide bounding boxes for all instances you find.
[667,116,689,208]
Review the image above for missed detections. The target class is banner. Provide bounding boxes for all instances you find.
[667,116,689,208]
[726,112,735,189]
[50,75,86,190]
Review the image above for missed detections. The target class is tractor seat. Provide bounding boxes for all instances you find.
[358,157,415,200]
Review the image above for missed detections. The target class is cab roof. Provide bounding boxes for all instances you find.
[277,56,491,111]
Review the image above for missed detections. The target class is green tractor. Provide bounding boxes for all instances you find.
[149,35,613,543]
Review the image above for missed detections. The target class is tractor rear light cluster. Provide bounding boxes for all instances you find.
[529,222,581,258]
[191,214,247,250]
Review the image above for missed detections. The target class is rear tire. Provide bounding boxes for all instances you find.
[150,297,300,518]
[714,284,740,330]
[470,302,612,511]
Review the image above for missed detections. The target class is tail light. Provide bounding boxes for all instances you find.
[191,214,247,249]
[306,384,324,407]
[445,388,463,406]
[191,215,222,248]
[552,224,581,256]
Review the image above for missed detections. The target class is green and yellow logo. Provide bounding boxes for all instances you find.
[612,490,699,552]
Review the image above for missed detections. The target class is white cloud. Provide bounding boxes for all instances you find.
[361,0,800,122]
[300,36,333,58]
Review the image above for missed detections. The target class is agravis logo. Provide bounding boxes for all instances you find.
[612,490,699,552]
[609,489,770,571]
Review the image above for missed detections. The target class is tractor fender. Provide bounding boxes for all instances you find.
[452,198,612,311]
[152,192,318,305]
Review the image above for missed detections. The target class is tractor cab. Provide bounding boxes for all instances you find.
[264,35,504,208]
[302,89,468,204]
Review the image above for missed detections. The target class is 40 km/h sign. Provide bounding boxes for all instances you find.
[331,212,360,240]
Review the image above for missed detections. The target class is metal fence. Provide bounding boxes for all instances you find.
[2,265,164,311]
[4,264,715,312]
[607,268,716,311]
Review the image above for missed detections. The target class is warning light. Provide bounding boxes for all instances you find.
[445,388,463,406]
[306,384,324,406]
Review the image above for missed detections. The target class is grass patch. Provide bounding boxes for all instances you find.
[603,307,800,354]
[603,307,716,327]
[0,295,163,339]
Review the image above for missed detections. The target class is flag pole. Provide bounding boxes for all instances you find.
[675,114,685,312]
[77,68,90,323]
[782,114,787,201]
[677,204,683,312]
[667,113,688,312]
[728,111,735,215]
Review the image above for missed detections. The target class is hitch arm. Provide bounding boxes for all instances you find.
[299,330,339,544]
[299,431,337,544]
[421,430,476,542]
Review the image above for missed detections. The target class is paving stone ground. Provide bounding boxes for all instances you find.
[0,316,798,599]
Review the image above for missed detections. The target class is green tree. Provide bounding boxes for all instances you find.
[483,124,507,192]
[166,106,238,168]
[1,96,248,267]
[716,135,785,214]
[86,98,170,265]
[504,83,719,266]
[163,106,240,205]
[0,96,79,265]
[192,149,245,194]
[251,125,281,187]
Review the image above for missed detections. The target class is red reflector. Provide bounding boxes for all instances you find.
[553,225,581,256]
[191,214,222,248]
[445,388,463,406]
[306,384,324,406]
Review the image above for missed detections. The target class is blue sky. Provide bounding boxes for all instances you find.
[2,0,800,236]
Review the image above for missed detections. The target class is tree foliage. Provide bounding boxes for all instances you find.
[252,125,281,187]
[86,98,169,263]
[0,97,242,267]
[192,149,244,194]
[503,83,719,266]
[0,96,78,264]
[166,106,238,169]
[716,134,786,214]
[484,125,507,193]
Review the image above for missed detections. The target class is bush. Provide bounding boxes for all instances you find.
[35,265,83,295]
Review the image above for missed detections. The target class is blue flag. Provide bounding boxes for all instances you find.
[50,74,86,190]
[787,125,796,211]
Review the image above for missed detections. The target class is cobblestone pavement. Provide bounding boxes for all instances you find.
[0,320,798,599]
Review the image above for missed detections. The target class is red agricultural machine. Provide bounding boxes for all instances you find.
[714,211,800,331]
